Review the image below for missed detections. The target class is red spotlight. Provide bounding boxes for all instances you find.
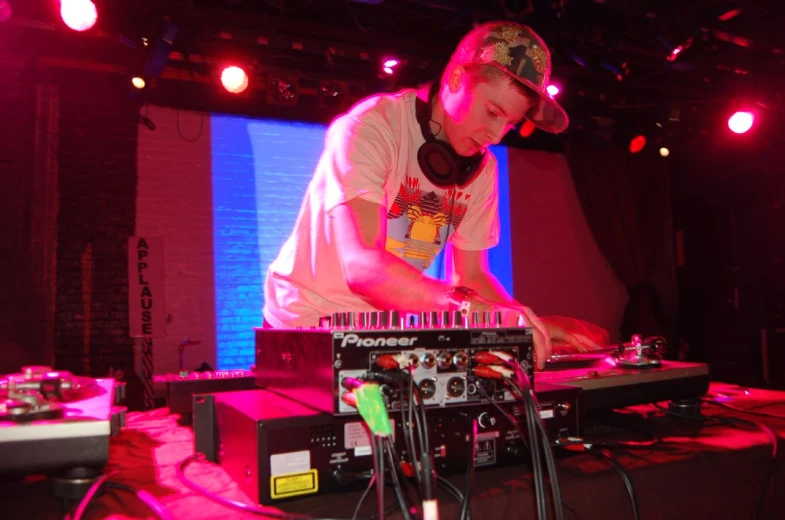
[728,111,754,134]
[220,66,249,94]
[60,0,97,32]
[629,135,646,154]
[518,120,536,138]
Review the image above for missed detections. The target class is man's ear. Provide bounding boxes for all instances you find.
[447,64,466,93]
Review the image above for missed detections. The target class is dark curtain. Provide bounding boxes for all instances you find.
[564,126,673,343]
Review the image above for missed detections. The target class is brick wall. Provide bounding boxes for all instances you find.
[53,69,139,377]
[0,55,36,375]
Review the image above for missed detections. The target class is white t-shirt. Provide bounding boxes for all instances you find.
[263,88,501,328]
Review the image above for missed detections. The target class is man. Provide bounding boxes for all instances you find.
[263,21,599,367]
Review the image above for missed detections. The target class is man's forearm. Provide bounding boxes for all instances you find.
[463,271,519,308]
[344,250,455,312]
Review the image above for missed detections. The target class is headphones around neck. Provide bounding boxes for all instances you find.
[415,82,487,188]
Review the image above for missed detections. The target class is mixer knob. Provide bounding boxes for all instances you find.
[495,311,503,328]
[442,310,451,328]
[378,311,388,329]
[430,311,440,328]
[346,312,356,329]
[477,412,497,429]
[472,311,480,327]
[482,311,491,327]
[452,310,464,328]
[332,312,343,329]
[419,311,428,329]
[389,310,400,329]
[407,313,417,329]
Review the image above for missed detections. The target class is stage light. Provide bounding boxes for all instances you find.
[382,57,399,76]
[629,135,646,154]
[718,8,742,21]
[601,60,629,82]
[127,19,179,95]
[546,84,560,97]
[728,111,754,134]
[271,77,297,102]
[0,0,12,23]
[60,0,97,32]
[659,147,670,157]
[518,119,536,138]
[666,37,693,63]
[220,66,249,94]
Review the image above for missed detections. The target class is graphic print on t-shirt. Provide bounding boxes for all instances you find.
[385,176,470,270]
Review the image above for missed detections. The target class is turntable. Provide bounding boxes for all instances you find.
[0,366,125,499]
[536,335,710,411]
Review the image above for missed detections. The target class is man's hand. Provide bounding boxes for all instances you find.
[467,296,550,370]
[470,296,600,370]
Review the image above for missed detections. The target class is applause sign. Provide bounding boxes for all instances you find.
[128,237,166,338]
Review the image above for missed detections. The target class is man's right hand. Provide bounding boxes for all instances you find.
[466,295,550,371]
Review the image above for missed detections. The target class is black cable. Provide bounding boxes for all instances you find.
[351,474,377,520]
[459,418,477,520]
[505,370,564,520]
[385,436,421,516]
[526,389,548,520]
[412,375,431,458]
[411,379,434,504]
[382,437,413,520]
[476,371,547,518]
[400,371,423,492]
[704,399,785,420]
[586,425,660,450]
[372,435,386,520]
[436,476,472,520]
[584,447,640,520]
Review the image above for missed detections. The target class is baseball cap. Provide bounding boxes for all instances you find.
[451,21,569,134]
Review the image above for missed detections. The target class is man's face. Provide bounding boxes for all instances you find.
[441,71,534,157]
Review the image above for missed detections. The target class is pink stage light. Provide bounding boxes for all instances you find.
[728,111,754,134]
[60,0,97,32]
[546,84,560,97]
[220,66,249,94]
[0,0,12,23]
[382,58,399,75]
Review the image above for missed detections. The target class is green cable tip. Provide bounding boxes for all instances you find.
[354,383,394,437]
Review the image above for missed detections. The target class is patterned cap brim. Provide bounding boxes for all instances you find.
[502,71,569,134]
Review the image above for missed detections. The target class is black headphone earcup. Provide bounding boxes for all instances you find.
[417,140,462,187]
